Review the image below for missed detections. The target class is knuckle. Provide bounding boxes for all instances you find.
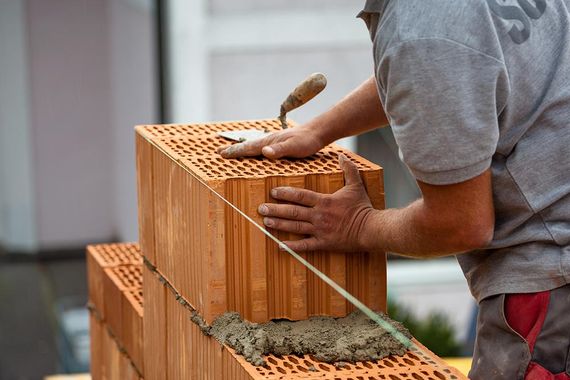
[288,207,299,219]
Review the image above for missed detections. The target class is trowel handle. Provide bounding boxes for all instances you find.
[279,73,327,128]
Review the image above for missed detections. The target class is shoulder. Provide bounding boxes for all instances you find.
[376,0,501,60]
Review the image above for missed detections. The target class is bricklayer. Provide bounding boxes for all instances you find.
[135,119,386,324]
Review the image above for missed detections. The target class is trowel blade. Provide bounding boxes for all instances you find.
[217,130,271,142]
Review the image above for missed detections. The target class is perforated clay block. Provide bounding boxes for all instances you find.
[141,265,467,380]
[87,243,144,375]
[135,119,386,324]
[87,243,142,316]
[90,313,142,380]
[87,244,465,380]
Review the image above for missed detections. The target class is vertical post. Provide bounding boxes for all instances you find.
[0,0,38,253]
[166,0,210,123]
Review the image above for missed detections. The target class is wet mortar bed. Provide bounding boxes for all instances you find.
[201,310,411,366]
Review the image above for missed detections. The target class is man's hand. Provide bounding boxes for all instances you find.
[217,76,389,160]
[257,154,374,252]
[217,124,325,159]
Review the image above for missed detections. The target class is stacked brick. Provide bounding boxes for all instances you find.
[87,243,143,380]
[89,243,465,380]
[136,119,386,324]
[87,119,467,379]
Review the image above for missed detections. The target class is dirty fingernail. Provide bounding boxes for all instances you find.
[258,204,269,215]
[270,189,278,197]
[263,217,274,227]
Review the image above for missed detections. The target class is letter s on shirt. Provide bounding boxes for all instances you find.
[487,0,547,44]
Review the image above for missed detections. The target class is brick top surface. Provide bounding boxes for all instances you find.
[236,340,466,379]
[136,119,381,181]
[105,265,143,290]
[87,243,142,267]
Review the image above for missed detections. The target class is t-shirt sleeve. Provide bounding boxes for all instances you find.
[376,38,510,185]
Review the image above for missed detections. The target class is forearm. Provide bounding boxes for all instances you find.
[358,202,458,258]
[309,76,389,146]
[358,169,495,257]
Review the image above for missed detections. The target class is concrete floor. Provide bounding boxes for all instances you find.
[0,256,87,380]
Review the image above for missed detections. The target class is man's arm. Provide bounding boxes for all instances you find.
[219,76,388,159]
[258,155,494,258]
[359,168,495,257]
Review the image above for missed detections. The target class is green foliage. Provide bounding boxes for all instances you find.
[388,300,462,357]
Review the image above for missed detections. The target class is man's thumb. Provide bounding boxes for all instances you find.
[339,153,362,185]
[262,142,290,159]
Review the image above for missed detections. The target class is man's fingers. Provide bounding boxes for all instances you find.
[258,203,312,222]
[339,153,363,186]
[280,238,320,252]
[263,218,314,235]
[270,187,320,207]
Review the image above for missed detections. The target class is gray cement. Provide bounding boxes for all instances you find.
[204,310,411,367]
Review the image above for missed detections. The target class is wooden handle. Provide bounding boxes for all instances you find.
[279,73,327,128]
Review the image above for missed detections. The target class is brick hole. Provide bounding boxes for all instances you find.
[389,375,400,380]
[433,371,446,379]
[411,374,424,380]
[362,362,374,369]
[408,353,420,361]
[296,365,309,373]
[304,359,313,367]
[276,367,287,374]
[319,363,332,371]
[267,357,278,365]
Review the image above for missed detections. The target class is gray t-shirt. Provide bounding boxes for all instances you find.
[358,0,570,302]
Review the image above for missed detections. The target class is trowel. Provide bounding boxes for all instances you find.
[217,72,327,142]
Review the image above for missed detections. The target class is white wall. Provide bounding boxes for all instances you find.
[108,0,157,243]
[27,0,115,249]
[0,0,157,252]
[166,1,371,151]
[0,0,37,253]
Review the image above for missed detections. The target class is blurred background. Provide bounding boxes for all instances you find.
[0,0,475,378]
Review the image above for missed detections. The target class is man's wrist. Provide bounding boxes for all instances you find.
[356,208,383,252]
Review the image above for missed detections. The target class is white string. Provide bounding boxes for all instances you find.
[147,137,415,350]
